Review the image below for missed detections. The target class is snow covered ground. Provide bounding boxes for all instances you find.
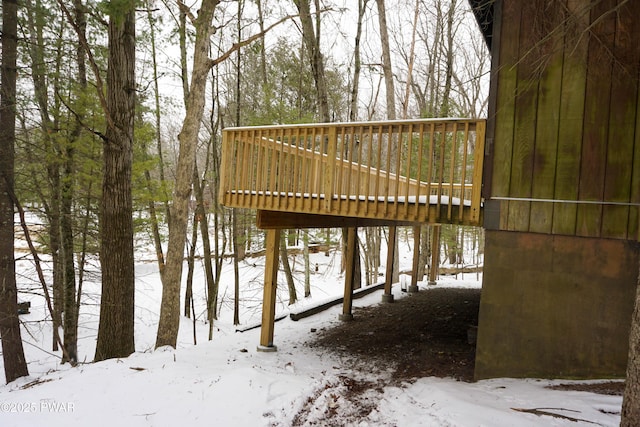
[1,226,623,426]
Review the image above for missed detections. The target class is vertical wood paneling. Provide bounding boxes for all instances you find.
[507,0,539,231]
[529,0,565,234]
[491,1,521,228]
[490,0,640,241]
[576,0,616,237]
[551,0,587,236]
[632,60,640,241]
[601,0,640,239]
[629,81,640,242]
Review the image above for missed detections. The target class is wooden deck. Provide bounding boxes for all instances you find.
[219,118,486,350]
[220,118,486,227]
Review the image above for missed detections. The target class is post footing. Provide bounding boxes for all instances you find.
[408,285,419,293]
[381,293,395,303]
[338,313,354,321]
[257,345,278,353]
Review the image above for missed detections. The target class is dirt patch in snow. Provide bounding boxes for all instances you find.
[295,286,621,426]
[307,286,481,383]
[306,286,626,395]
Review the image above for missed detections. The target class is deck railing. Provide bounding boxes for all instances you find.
[220,118,485,225]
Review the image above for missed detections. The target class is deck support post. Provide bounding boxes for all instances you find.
[258,229,280,352]
[428,225,440,286]
[408,225,421,293]
[339,227,357,321]
[382,225,397,303]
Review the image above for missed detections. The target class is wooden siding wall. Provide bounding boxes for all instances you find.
[489,0,640,240]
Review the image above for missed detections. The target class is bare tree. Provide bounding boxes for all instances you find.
[0,0,30,383]
[144,1,169,276]
[280,232,298,304]
[294,0,330,122]
[375,0,396,121]
[349,0,369,121]
[156,1,292,347]
[156,0,220,349]
[23,0,64,353]
[375,0,399,284]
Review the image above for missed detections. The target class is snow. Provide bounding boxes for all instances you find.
[1,222,623,426]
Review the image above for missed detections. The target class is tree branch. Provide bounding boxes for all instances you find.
[209,14,298,67]
[54,0,114,132]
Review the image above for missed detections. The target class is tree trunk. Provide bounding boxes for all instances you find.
[294,0,330,122]
[184,213,198,318]
[193,163,215,321]
[76,171,95,319]
[94,5,136,361]
[417,225,430,279]
[349,0,368,121]
[440,0,456,116]
[621,259,640,426]
[233,210,241,325]
[61,161,77,364]
[147,1,171,230]
[375,0,399,283]
[281,232,297,305]
[295,0,332,281]
[232,0,244,327]
[0,0,29,383]
[210,76,226,323]
[50,189,63,354]
[156,0,219,349]
[303,230,311,297]
[375,0,396,121]
[24,0,64,354]
[61,0,89,365]
[210,116,224,323]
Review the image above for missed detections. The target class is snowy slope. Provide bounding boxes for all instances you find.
[1,226,623,426]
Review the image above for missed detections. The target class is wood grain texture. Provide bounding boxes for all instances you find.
[529,0,565,234]
[601,0,640,239]
[507,0,539,232]
[491,0,521,229]
[551,0,587,236]
[576,0,616,237]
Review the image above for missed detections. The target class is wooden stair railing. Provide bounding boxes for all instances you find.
[220,118,485,226]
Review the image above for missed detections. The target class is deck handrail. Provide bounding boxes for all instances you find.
[220,118,485,225]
